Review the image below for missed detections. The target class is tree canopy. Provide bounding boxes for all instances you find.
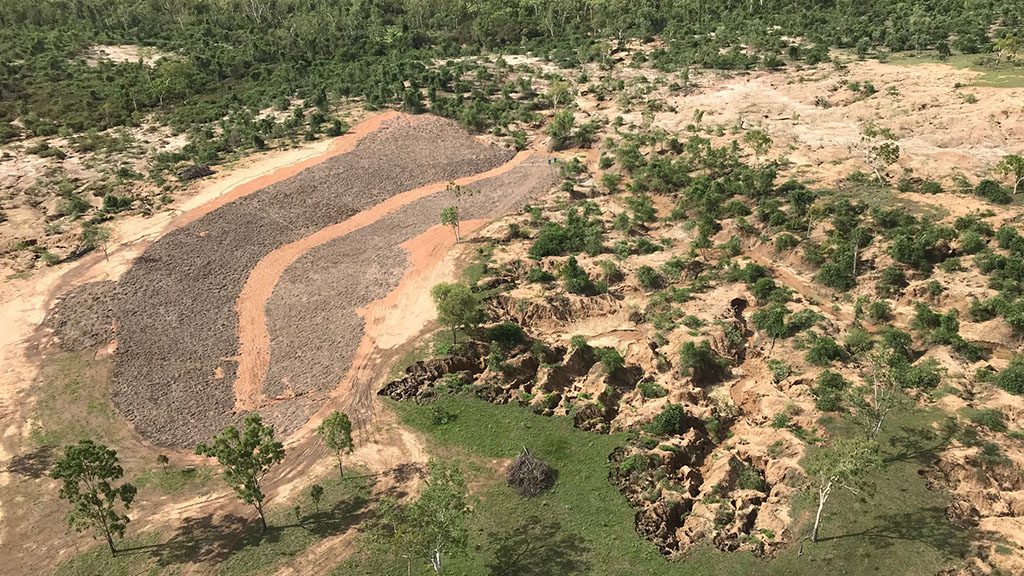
[50,440,137,555]
[196,413,285,530]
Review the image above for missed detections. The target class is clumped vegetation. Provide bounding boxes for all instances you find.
[23,0,1024,573]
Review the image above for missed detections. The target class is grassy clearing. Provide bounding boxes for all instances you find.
[833,179,948,220]
[338,393,966,575]
[53,534,167,576]
[889,52,1024,88]
[30,351,125,448]
[133,465,216,495]
[53,472,373,576]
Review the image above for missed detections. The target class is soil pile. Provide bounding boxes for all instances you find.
[42,280,118,352]
[260,160,558,435]
[113,115,514,448]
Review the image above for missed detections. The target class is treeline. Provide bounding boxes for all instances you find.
[1,0,1021,137]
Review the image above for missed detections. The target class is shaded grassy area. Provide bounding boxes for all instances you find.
[53,472,373,576]
[889,52,1024,88]
[338,393,967,575]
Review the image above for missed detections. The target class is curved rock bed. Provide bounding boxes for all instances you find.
[42,280,118,352]
[259,160,559,436]
[112,115,515,448]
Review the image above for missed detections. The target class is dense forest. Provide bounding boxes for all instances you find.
[1,0,1021,143]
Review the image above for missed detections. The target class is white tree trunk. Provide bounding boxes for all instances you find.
[430,548,443,574]
[812,483,832,542]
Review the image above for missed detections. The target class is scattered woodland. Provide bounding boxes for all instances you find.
[2,1,1024,576]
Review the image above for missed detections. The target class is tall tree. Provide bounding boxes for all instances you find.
[80,223,111,260]
[440,182,476,243]
[371,460,469,575]
[430,282,484,345]
[850,350,909,438]
[996,154,1024,195]
[50,440,137,555]
[861,122,900,182]
[548,109,575,151]
[316,410,354,479]
[196,413,284,531]
[805,438,881,542]
[440,205,461,243]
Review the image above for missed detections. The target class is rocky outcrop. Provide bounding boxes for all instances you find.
[379,343,487,401]
[487,293,620,327]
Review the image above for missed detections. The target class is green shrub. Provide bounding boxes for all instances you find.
[431,405,457,425]
[843,328,874,355]
[598,260,624,284]
[618,454,653,475]
[595,347,625,374]
[786,309,823,334]
[569,335,589,350]
[736,464,767,491]
[528,208,604,258]
[645,404,689,436]
[767,359,791,383]
[486,322,526,347]
[974,179,1012,204]
[877,266,907,297]
[560,256,597,295]
[678,340,728,385]
[965,408,1007,433]
[866,300,892,322]
[995,356,1024,395]
[526,266,555,283]
[636,265,663,290]
[638,381,667,399]
[805,335,844,366]
[893,358,942,390]
[813,370,849,412]
[774,233,799,252]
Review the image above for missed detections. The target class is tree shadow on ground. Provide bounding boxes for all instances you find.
[883,425,948,466]
[485,514,591,576]
[6,445,54,478]
[146,513,275,567]
[146,492,370,568]
[819,507,971,561]
[300,492,372,538]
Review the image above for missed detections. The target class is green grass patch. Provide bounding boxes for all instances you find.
[889,52,1024,88]
[339,394,968,575]
[30,351,125,447]
[54,534,166,576]
[832,178,948,220]
[133,465,216,495]
[54,472,372,576]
